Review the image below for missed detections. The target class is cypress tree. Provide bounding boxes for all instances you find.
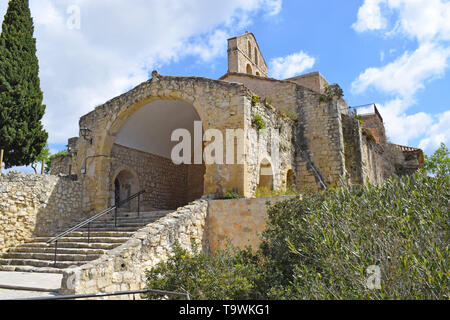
[0,0,47,168]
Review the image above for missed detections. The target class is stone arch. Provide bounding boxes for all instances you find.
[80,76,249,212]
[248,40,252,59]
[254,48,258,65]
[246,64,252,75]
[258,158,273,191]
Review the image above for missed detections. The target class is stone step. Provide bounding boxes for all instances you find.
[0,265,67,274]
[8,247,108,255]
[2,252,101,262]
[30,237,129,244]
[0,258,88,269]
[18,242,121,250]
[78,226,149,232]
[92,217,163,224]
[62,231,135,238]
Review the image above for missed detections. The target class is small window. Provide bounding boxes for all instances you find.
[256,71,260,76]
[248,41,252,59]
[255,48,258,65]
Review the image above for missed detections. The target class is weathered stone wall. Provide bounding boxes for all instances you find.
[221,73,298,113]
[60,200,208,298]
[51,155,73,176]
[0,172,84,251]
[285,71,329,93]
[245,98,295,195]
[205,196,296,253]
[342,114,364,184]
[110,144,193,209]
[294,88,347,190]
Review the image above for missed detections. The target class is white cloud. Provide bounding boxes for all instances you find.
[0,0,282,144]
[352,0,450,151]
[352,42,450,97]
[352,0,387,33]
[270,51,315,79]
[418,110,450,153]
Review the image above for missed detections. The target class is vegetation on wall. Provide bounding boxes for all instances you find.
[319,83,344,103]
[0,0,48,168]
[252,114,266,131]
[145,145,449,300]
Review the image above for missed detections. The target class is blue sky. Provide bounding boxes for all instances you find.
[1,0,449,173]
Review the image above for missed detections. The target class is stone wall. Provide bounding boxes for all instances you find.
[245,98,295,194]
[205,196,296,253]
[0,172,84,251]
[110,144,198,209]
[60,200,208,298]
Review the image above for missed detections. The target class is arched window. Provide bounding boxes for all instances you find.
[256,71,260,76]
[246,64,252,75]
[248,40,252,59]
[254,48,258,65]
[258,159,274,191]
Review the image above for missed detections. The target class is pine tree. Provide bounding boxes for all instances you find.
[0,0,48,168]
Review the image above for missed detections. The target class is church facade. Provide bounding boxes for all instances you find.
[52,32,424,213]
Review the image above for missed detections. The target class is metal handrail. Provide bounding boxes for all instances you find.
[16,288,190,300]
[46,190,145,266]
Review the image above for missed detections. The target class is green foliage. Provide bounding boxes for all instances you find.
[319,84,344,103]
[255,186,299,198]
[145,171,449,300]
[221,188,243,199]
[252,114,266,131]
[45,150,68,174]
[144,244,264,300]
[30,144,49,173]
[280,105,298,121]
[424,142,449,177]
[0,0,48,168]
[251,95,260,106]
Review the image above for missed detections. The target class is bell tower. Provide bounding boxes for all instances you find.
[227,32,268,77]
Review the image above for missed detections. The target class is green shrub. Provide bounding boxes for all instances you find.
[144,170,449,300]
[221,188,243,199]
[144,244,264,300]
[252,114,266,131]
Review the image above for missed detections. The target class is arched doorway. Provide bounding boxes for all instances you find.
[113,168,139,210]
[286,169,295,190]
[111,99,206,210]
[258,158,273,191]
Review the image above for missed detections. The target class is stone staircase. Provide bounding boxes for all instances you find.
[0,210,171,273]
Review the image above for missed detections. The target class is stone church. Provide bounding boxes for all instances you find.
[52,32,424,213]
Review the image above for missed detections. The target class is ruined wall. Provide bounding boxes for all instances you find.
[285,71,329,93]
[244,97,295,195]
[294,88,347,190]
[206,196,296,253]
[342,114,364,184]
[60,200,208,298]
[221,74,298,113]
[0,172,84,251]
[51,155,73,176]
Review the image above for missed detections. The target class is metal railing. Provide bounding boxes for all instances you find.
[46,190,146,267]
[17,288,190,300]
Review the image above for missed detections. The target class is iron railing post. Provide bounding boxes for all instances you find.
[115,207,118,228]
[137,193,140,218]
[53,240,58,267]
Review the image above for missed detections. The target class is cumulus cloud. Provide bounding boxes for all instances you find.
[0,0,282,144]
[270,51,315,79]
[351,0,450,152]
